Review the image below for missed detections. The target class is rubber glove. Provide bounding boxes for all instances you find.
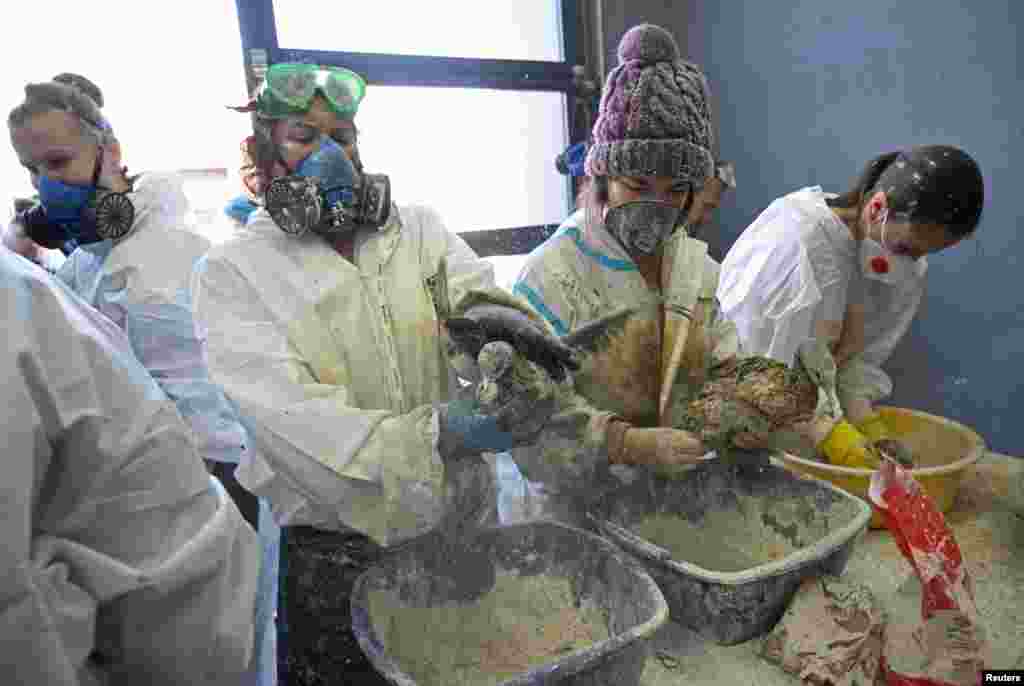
[439,396,518,457]
[791,339,878,467]
[224,195,259,225]
[856,414,915,467]
[440,342,559,459]
[605,420,706,470]
[856,413,890,442]
[818,419,880,469]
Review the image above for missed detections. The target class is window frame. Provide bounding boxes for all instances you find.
[232,0,585,257]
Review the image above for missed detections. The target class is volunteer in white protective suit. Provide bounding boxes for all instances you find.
[6,74,278,686]
[510,25,858,525]
[717,145,985,467]
[510,25,762,524]
[195,63,576,682]
[2,75,107,271]
[0,247,259,685]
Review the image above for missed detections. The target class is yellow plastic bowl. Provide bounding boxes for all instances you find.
[777,407,986,529]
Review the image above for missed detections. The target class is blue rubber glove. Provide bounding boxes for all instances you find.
[439,396,517,458]
[224,195,258,224]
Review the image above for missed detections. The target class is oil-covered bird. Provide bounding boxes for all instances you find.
[445,305,640,384]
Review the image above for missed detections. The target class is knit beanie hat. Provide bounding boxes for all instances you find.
[585,24,714,183]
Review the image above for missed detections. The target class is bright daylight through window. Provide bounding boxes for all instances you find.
[0,1,570,286]
[273,1,571,287]
[0,1,249,244]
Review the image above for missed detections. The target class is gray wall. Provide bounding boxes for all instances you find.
[601,1,1022,454]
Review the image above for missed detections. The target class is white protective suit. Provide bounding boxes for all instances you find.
[716,186,926,410]
[55,172,278,686]
[192,204,528,546]
[510,209,740,522]
[0,247,259,685]
[57,172,251,465]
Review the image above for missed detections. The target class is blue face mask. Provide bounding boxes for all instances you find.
[38,175,96,227]
[294,135,356,208]
[35,147,106,245]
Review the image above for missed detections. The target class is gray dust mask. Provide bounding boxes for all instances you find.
[604,200,682,255]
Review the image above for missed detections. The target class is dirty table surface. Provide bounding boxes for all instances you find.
[638,452,1024,685]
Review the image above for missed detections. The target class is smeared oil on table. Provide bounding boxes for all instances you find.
[640,453,1024,685]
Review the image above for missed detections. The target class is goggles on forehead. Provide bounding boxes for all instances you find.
[255,63,366,119]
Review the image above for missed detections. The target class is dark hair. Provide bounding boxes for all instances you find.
[827,145,985,238]
[588,175,610,205]
[582,174,696,228]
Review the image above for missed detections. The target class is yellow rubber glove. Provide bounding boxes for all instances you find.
[818,420,879,469]
[856,413,889,443]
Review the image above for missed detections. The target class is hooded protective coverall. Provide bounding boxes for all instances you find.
[53,172,278,686]
[510,209,740,523]
[716,186,926,414]
[192,202,540,546]
[0,248,258,685]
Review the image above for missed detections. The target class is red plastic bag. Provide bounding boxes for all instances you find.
[868,459,987,686]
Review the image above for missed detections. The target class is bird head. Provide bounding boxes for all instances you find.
[444,317,487,359]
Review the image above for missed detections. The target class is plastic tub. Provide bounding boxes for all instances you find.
[777,407,986,529]
[351,520,669,686]
[591,458,871,645]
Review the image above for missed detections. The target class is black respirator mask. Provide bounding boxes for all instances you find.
[264,135,390,237]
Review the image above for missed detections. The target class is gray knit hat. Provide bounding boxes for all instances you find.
[585,24,714,183]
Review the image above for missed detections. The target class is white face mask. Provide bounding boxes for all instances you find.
[860,210,919,285]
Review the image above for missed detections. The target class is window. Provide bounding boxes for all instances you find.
[0,0,249,239]
[356,86,568,234]
[274,1,563,62]
[237,0,579,282]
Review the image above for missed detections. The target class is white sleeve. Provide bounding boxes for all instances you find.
[772,249,850,365]
[1,259,258,685]
[837,277,924,405]
[511,250,574,337]
[436,207,500,301]
[719,215,851,366]
[701,256,742,363]
[192,251,448,547]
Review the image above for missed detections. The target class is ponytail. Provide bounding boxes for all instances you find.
[826,151,900,211]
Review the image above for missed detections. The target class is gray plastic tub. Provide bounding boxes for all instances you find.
[351,520,670,686]
[590,456,871,646]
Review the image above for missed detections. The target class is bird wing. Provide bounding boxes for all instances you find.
[562,297,663,355]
